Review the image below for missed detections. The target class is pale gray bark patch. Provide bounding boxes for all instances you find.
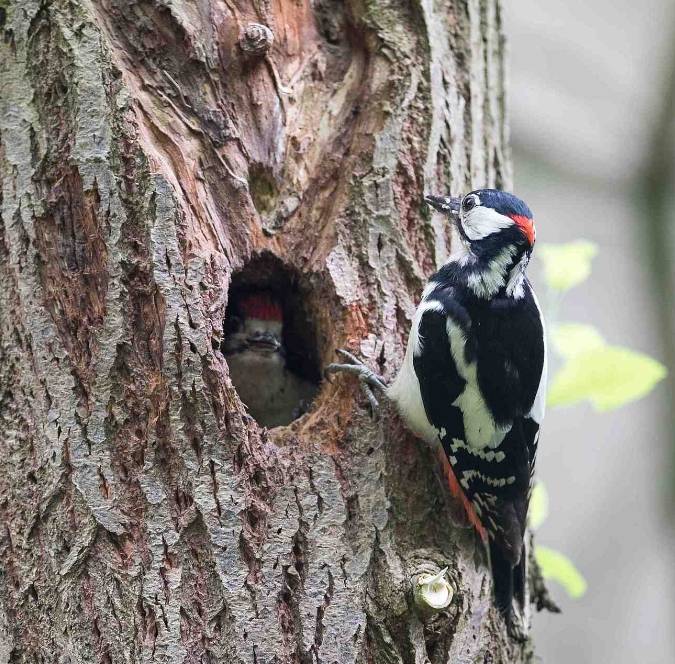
[0,0,538,662]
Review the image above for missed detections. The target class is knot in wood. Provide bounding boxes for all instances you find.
[239,23,274,57]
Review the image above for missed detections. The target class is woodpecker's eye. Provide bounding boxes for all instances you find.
[462,196,477,212]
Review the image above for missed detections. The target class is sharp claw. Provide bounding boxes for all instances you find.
[327,353,386,386]
[359,377,380,414]
[325,349,388,418]
[372,375,387,391]
[336,348,361,365]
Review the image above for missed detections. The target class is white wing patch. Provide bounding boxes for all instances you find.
[445,319,510,449]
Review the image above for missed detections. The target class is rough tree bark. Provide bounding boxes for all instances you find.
[0,0,535,662]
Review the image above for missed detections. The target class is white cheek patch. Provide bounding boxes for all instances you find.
[462,207,514,241]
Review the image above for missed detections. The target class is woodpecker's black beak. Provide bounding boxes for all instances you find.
[424,194,461,216]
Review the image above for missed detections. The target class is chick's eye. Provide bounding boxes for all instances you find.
[462,196,476,212]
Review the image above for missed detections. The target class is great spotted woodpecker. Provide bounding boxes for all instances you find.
[327,189,546,631]
[223,291,317,427]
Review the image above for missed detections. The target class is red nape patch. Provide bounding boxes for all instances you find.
[239,292,283,321]
[436,449,488,542]
[509,214,536,246]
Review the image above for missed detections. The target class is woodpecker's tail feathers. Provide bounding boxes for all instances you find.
[489,539,516,617]
[489,538,529,641]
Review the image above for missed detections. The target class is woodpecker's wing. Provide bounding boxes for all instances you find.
[411,301,468,441]
[412,297,535,506]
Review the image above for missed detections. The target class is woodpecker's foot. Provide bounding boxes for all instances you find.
[325,349,388,415]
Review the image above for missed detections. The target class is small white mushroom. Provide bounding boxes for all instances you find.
[414,567,454,610]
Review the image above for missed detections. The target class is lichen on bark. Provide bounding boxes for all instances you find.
[0,0,535,662]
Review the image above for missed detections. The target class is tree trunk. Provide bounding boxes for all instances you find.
[0,0,532,662]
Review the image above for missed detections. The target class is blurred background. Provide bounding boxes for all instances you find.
[503,1,675,661]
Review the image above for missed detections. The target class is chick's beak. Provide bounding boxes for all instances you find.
[424,194,461,216]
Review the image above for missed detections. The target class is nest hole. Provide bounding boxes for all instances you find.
[223,254,321,428]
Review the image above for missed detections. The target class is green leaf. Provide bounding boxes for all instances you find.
[548,345,667,411]
[538,241,598,293]
[535,546,587,598]
[551,323,605,358]
[528,482,549,530]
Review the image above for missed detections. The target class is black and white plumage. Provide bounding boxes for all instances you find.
[389,189,546,623]
[327,189,546,630]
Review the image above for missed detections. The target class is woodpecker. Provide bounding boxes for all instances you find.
[223,291,317,428]
[327,189,545,633]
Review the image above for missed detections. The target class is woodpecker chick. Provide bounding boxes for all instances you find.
[327,189,545,636]
[224,291,317,427]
